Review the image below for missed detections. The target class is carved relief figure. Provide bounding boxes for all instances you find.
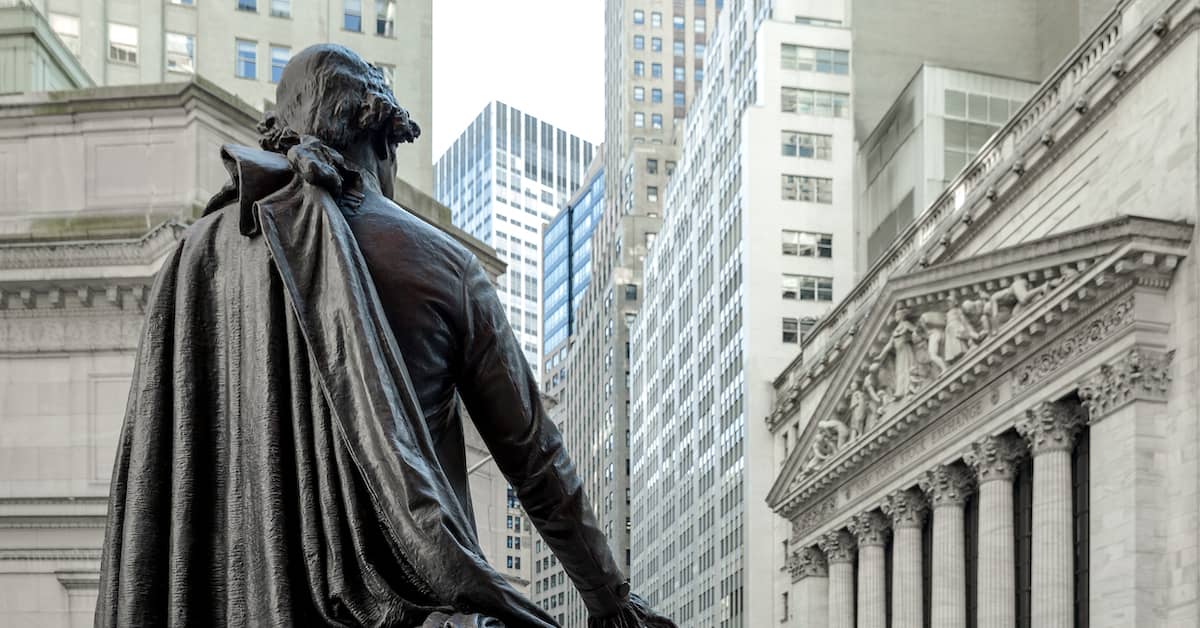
[943,294,982,363]
[864,363,890,418]
[848,379,868,437]
[818,416,852,449]
[919,309,948,374]
[802,428,837,475]
[876,308,920,399]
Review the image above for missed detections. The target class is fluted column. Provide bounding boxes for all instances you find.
[1016,401,1084,628]
[919,464,974,628]
[964,434,1026,628]
[883,488,929,628]
[788,546,828,628]
[850,511,890,628]
[819,529,856,628]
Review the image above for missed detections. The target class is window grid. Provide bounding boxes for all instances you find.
[781,174,833,204]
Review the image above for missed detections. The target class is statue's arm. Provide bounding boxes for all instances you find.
[454,258,630,619]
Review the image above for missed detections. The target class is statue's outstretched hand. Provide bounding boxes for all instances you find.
[587,592,676,628]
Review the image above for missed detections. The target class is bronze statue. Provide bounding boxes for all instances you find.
[96,44,672,628]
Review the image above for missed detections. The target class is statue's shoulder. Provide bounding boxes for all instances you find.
[348,193,476,279]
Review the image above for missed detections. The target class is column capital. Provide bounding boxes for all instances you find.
[849,510,891,547]
[882,487,929,528]
[1079,348,1174,423]
[964,433,1026,483]
[818,528,856,564]
[1016,401,1084,455]
[787,545,828,582]
[918,463,974,507]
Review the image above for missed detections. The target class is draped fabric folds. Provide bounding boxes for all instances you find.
[96,141,556,627]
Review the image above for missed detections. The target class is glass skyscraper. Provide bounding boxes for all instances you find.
[435,101,595,371]
[542,161,604,390]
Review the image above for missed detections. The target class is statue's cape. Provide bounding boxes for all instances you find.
[95,141,555,627]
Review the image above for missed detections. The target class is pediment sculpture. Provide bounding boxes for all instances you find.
[798,266,1079,478]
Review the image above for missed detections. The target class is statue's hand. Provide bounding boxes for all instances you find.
[587,592,677,628]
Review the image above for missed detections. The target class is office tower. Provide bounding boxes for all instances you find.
[434,101,595,373]
[858,66,1038,266]
[629,0,855,625]
[17,0,433,192]
[527,0,722,625]
[542,156,604,393]
[767,0,1199,625]
[849,0,1115,272]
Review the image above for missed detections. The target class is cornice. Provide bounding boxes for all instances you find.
[0,548,101,561]
[0,220,184,273]
[769,0,1200,416]
[1079,347,1175,420]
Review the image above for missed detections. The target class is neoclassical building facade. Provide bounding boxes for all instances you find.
[766,0,1199,626]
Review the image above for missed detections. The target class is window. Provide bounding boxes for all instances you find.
[781,44,849,74]
[270,45,290,83]
[781,131,833,159]
[647,186,658,202]
[782,274,833,301]
[49,13,81,56]
[633,9,644,24]
[652,37,662,52]
[270,0,290,17]
[506,556,514,569]
[674,66,685,81]
[625,284,638,300]
[651,12,662,27]
[651,88,662,103]
[634,112,645,128]
[674,91,685,107]
[344,0,362,32]
[646,159,658,174]
[781,87,850,118]
[782,231,833,257]
[673,41,684,56]
[165,33,195,73]
[633,61,644,76]
[673,15,685,30]
[695,43,705,57]
[652,63,663,78]
[782,319,799,343]
[378,62,395,88]
[235,39,256,78]
[651,113,662,129]
[376,0,395,36]
[634,86,645,101]
[695,68,704,82]
[169,0,195,5]
[237,0,257,11]
[108,23,139,64]
[781,174,833,203]
[634,35,645,50]
[665,161,676,176]
[942,89,1020,180]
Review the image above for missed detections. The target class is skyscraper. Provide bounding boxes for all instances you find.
[527,0,722,625]
[18,0,434,193]
[629,1,855,625]
[542,157,604,392]
[434,101,595,373]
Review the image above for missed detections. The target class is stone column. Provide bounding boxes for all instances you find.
[919,464,974,628]
[788,545,828,628]
[1016,401,1085,628]
[1079,348,1173,628]
[883,488,929,628]
[850,511,890,628]
[964,434,1026,628]
[819,529,856,628]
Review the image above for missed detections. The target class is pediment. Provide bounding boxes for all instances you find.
[766,216,1192,515]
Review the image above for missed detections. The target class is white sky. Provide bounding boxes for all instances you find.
[431,0,605,159]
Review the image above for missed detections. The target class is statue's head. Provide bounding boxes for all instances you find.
[257,44,420,194]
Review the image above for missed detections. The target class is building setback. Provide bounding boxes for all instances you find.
[629,1,855,625]
[434,101,595,375]
[769,0,1199,626]
[15,0,434,193]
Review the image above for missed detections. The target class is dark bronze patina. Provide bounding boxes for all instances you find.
[96,44,673,628]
